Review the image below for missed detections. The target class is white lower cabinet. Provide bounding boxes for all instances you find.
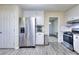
[36,33,44,45]
[73,34,79,53]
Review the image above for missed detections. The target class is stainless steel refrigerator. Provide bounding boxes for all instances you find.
[19,17,36,48]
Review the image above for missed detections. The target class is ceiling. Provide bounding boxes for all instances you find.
[19,4,76,12]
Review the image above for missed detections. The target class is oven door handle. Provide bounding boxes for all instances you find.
[63,34,72,37]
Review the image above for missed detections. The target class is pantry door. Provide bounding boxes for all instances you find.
[0,12,14,48]
[0,13,3,48]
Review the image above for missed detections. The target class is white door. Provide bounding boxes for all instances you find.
[0,12,14,48]
[0,13,3,48]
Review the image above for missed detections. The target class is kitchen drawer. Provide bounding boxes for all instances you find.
[36,37,44,44]
[36,33,44,45]
[36,33,44,37]
[36,33,44,39]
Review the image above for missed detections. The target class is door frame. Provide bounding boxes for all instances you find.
[48,16,60,42]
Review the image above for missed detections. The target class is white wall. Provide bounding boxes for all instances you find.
[0,5,19,49]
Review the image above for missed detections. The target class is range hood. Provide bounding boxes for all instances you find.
[67,19,79,24]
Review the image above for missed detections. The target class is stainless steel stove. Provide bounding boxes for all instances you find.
[63,32,73,50]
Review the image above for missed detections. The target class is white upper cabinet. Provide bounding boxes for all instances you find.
[23,11,44,25]
[36,16,44,25]
[65,5,79,21]
[67,17,79,21]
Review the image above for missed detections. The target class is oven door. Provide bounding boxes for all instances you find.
[63,34,73,45]
[63,34,73,46]
[63,34,73,50]
[63,34,70,43]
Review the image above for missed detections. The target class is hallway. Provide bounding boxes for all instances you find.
[49,36,58,42]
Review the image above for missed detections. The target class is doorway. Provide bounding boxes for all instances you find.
[49,17,58,43]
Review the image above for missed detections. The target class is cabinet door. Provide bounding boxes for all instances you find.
[73,35,79,53]
[67,17,74,21]
[36,33,44,45]
[68,17,79,21]
[36,16,44,25]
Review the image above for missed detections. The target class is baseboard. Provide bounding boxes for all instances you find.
[14,47,19,49]
[36,44,45,46]
[20,46,35,48]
